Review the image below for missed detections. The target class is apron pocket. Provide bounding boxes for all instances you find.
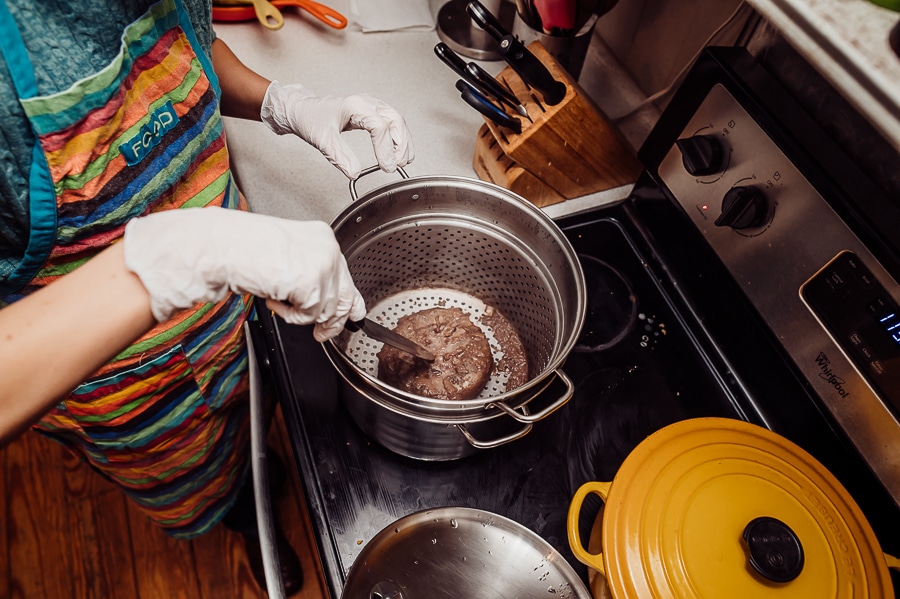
[58,343,212,455]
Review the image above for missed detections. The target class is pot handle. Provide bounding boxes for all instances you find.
[567,480,612,576]
[349,165,410,201]
[456,420,533,449]
[487,369,575,423]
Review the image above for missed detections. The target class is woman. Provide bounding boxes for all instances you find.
[0,0,412,593]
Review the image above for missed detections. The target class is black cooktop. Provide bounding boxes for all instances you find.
[256,201,762,597]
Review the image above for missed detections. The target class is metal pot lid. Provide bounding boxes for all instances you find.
[597,418,895,598]
[341,507,592,599]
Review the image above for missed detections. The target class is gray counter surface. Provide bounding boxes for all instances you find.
[213,3,636,224]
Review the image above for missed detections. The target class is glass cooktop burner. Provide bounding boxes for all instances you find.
[573,256,637,352]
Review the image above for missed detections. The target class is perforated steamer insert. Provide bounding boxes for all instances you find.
[327,168,586,404]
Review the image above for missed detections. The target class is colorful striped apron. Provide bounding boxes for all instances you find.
[0,0,254,538]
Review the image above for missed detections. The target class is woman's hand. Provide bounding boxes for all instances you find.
[124,207,366,341]
[260,80,414,179]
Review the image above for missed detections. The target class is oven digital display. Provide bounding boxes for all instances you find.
[869,296,900,347]
[802,251,900,415]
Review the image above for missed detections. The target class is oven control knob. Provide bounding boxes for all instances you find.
[676,134,724,176]
[715,186,769,229]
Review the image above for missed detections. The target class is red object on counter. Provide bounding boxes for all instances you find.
[212,0,347,29]
[532,0,576,33]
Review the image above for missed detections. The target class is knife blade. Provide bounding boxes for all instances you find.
[434,43,530,120]
[464,62,530,120]
[456,79,523,134]
[466,0,567,106]
[345,318,436,361]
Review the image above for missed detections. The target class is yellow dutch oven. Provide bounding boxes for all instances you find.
[567,417,900,598]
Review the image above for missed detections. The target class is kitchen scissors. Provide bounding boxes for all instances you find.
[212,0,347,30]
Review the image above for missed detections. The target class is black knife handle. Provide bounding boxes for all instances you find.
[499,36,567,105]
[465,0,507,41]
[465,62,520,110]
[434,42,470,78]
[344,319,362,332]
[435,43,496,100]
[466,0,566,106]
[456,80,522,134]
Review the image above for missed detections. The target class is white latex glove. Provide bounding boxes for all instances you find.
[123,207,366,342]
[259,80,414,179]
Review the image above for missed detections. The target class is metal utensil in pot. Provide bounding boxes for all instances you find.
[344,318,435,361]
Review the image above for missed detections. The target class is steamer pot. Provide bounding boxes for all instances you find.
[324,167,586,460]
[567,418,900,598]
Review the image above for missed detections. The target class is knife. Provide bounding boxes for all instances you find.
[345,318,436,361]
[464,62,531,120]
[434,43,530,120]
[466,0,567,106]
[456,79,523,134]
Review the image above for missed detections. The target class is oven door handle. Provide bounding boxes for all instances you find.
[488,369,575,423]
[245,321,287,599]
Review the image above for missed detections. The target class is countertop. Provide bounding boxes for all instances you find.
[746,0,900,149]
[213,1,638,224]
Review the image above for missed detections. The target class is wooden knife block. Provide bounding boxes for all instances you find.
[472,41,641,206]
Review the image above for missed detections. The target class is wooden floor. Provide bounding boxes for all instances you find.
[0,406,328,599]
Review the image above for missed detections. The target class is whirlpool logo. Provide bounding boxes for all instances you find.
[814,352,850,398]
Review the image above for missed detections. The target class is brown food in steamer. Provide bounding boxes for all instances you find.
[377,307,494,400]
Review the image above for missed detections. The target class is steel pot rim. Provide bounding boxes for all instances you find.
[323,340,561,422]
[341,506,593,599]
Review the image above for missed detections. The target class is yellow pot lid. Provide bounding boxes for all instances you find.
[601,417,893,598]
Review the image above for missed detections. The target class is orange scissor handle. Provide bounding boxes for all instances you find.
[212,0,347,29]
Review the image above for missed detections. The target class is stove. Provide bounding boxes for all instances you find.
[254,47,900,596]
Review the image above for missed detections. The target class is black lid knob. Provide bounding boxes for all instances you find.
[742,517,805,583]
[714,186,769,229]
[676,135,724,176]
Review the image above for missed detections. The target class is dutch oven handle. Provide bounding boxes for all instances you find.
[349,165,410,201]
[567,481,611,576]
[887,553,900,572]
[244,322,287,599]
[487,369,575,423]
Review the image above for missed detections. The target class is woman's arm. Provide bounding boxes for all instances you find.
[0,243,155,445]
[0,207,367,446]
[211,38,271,121]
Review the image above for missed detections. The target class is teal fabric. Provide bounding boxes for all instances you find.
[0,0,215,283]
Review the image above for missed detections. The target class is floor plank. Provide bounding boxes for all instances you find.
[0,405,327,599]
[63,449,139,599]
[5,432,76,599]
[270,414,329,599]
